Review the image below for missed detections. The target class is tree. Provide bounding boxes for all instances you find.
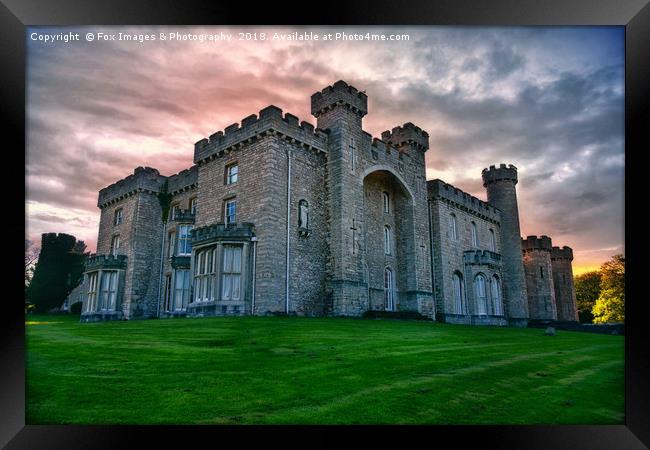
[25,239,40,288]
[592,254,625,323]
[25,233,88,314]
[574,271,602,323]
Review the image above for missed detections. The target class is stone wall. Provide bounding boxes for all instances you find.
[428,180,504,324]
[522,236,557,320]
[551,246,579,322]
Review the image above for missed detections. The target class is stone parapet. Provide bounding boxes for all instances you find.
[168,165,198,194]
[191,222,255,246]
[428,179,501,223]
[194,107,328,164]
[98,166,166,208]
[551,246,574,260]
[522,235,553,252]
[310,80,368,118]
[85,254,127,271]
[381,122,429,151]
[482,163,518,186]
[463,250,502,267]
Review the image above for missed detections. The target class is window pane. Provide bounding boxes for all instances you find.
[224,246,233,272]
[223,274,232,300]
[232,275,241,300]
[233,247,242,273]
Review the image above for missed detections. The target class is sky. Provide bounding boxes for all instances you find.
[26,26,625,275]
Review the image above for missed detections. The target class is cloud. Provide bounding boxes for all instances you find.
[25,26,624,272]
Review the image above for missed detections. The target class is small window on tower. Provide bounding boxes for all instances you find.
[540,266,545,279]
[225,163,238,185]
[114,208,123,226]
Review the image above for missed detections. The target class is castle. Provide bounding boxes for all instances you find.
[78,80,578,326]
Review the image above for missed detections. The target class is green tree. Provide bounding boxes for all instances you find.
[574,271,602,323]
[26,233,88,313]
[592,254,625,323]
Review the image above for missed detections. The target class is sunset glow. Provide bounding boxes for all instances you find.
[26,26,624,272]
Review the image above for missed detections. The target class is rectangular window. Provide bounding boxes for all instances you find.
[114,208,123,225]
[189,197,197,215]
[85,272,99,312]
[226,163,238,185]
[224,199,236,226]
[540,266,545,279]
[173,269,191,311]
[110,235,120,256]
[99,271,118,311]
[167,231,176,257]
[194,248,215,302]
[449,214,458,240]
[177,225,193,255]
[221,245,242,301]
[170,204,180,220]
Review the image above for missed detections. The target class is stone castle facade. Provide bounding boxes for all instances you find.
[78,80,578,326]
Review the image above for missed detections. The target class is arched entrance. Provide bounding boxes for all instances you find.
[362,167,416,312]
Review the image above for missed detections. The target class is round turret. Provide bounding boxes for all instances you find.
[482,163,528,325]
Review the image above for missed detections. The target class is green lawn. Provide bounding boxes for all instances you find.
[25,314,624,425]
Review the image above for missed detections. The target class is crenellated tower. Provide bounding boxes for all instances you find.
[551,246,579,322]
[311,80,369,315]
[521,235,557,320]
[482,164,529,326]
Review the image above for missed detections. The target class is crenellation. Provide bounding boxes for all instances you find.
[427,179,501,223]
[168,165,198,194]
[98,166,166,208]
[82,79,578,329]
[551,246,574,260]
[194,106,328,164]
[310,80,368,118]
[522,235,553,251]
[381,122,429,152]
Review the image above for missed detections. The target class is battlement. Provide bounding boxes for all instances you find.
[551,246,574,260]
[310,80,368,118]
[482,163,518,186]
[191,222,256,246]
[381,122,429,152]
[521,235,553,251]
[194,106,328,164]
[168,165,198,194]
[463,249,502,266]
[85,253,128,271]
[427,179,501,223]
[98,166,166,208]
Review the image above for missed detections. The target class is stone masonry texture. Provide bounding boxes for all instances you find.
[80,80,577,327]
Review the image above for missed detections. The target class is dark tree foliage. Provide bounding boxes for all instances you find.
[26,233,88,313]
[574,271,602,323]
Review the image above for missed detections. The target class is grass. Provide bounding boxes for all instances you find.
[25,314,624,425]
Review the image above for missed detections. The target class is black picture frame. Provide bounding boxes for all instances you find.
[4,0,648,448]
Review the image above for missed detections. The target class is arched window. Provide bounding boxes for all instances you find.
[383,191,390,213]
[298,199,309,228]
[471,222,478,247]
[384,267,394,311]
[449,213,458,240]
[384,225,391,255]
[475,274,488,315]
[452,272,465,314]
[491,275,503,316]
[489,229,496,252]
